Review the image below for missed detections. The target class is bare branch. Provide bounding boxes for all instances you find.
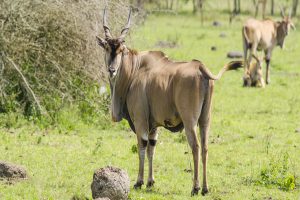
[5,55,44,115]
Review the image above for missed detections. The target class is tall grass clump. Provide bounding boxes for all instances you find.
[256,152,297,191]
[0,0,134,128]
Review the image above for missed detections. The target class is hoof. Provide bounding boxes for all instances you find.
[134,180,144,189]
[146,180,155,188]
[201,188,209,196]
[191,187,200,196]
[266,79,270,85]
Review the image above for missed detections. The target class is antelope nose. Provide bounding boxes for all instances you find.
[108,68,116,74]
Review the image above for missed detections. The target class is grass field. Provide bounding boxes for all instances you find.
[1,6,300,200]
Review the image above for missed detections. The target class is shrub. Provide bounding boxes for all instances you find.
[0,0,133,126]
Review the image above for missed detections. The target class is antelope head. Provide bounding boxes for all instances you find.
[96,7,132,80]
[277,6,296,48]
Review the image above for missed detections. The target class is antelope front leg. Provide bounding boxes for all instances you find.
[146,128,158,188]
[243,49,253,87]
[259,77,265,88]
[134,133,148,189]
[242,32,249,79]
[265,49,272,84]
[265,58,271,84]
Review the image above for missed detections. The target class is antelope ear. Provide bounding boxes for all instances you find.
[96,36,107,49]
[290,23,296,30]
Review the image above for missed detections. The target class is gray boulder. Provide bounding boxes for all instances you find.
[227,51,243,58]
[0,161,27,181]
[91,166,130,200]
[212,21,222,27]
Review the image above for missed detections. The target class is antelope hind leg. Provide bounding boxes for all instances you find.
[146,129,158,188]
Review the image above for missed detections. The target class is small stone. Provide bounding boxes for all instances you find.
[211,46,217,51]
[227,51,243,58]
[219,32,226,38]
[212,21,221,27]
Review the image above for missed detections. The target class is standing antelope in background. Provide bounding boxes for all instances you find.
[96,7,243,196]
[242,7,295,86]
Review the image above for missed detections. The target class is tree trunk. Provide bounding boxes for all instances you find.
[230,0,240,23]
[253,0,267,18]
[292,0,299,16]
[253,0,259,17]
[193,0,204,14]
[170,0,174,10]
[234,0,237,14]
[199,0,204,25]
[175,0,179,11]
[270,0,274,15]
[193,0,197,13]
[233,0,241,14]
[262,0,267,18]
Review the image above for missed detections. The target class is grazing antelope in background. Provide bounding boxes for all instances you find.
[242,7,295,86]
[244,54,265,88]
[96,7,243,196]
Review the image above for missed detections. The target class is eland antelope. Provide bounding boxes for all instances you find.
[96,7,243,196]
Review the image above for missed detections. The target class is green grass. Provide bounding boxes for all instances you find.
[1,8,300,200]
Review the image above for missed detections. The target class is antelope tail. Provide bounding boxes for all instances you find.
[199,60,244,80]
[243,26,250,46]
